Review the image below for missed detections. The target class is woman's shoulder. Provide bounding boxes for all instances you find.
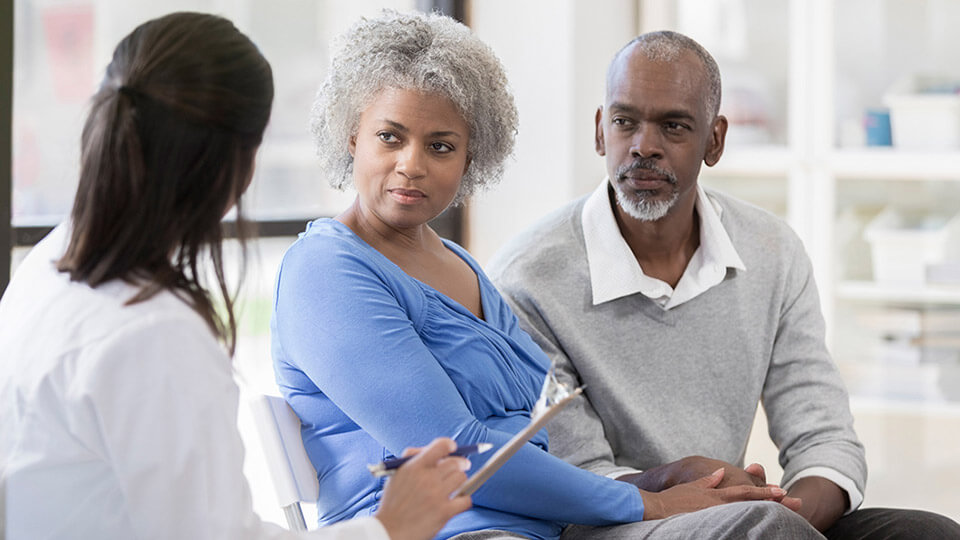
[275,218,426,311]
[280,218,384,277]
[288,218,361,254]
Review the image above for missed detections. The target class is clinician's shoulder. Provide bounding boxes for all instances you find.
[89,289,227,369]
[0,226,218,369]
[487,197,588,288]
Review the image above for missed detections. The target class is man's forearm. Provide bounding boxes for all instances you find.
[787,476,848,532]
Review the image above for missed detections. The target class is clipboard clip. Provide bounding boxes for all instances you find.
[532,361,581,420]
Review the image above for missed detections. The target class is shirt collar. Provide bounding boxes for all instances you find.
[581,178,746,306]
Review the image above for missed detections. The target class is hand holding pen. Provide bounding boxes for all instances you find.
[373,438,473,540]
[369,443,494,477]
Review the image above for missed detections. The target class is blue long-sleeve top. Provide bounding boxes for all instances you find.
[271,219,644,540]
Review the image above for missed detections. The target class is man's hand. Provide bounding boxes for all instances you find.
[667,456,768,488]
[639,468,797,520]
[617,456,766,490]
[787,476,848,532]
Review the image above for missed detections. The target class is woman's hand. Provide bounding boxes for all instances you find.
[640,468,802,520]
[374,438,473,540]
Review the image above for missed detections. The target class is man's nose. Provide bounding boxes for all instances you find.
[629,123,663,160]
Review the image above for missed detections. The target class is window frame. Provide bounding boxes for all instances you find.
[2,0,12,292]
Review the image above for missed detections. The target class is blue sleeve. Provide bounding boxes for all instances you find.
[273,235,644,526]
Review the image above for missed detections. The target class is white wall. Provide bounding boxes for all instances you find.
[467,0,637,264]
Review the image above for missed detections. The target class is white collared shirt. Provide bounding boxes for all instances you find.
[582,178,746,309]
[581,179,863,512]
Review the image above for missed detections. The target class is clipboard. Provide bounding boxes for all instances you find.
[452,386,584,497]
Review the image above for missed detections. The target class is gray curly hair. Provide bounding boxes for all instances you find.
[310,10,518,204]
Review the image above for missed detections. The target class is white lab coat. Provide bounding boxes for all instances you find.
[0,226,387,540]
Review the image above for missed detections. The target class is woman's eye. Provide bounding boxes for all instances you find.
[431,142,453,153]
[378,132,398,143]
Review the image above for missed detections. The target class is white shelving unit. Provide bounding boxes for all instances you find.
[831,149,960,181]
[837,280,960,305]
[684,0,960,400]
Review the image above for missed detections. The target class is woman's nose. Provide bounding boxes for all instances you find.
[396,145,427,179]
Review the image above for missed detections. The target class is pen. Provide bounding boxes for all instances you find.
[367,443,494,477]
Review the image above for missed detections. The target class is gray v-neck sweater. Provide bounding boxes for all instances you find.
[487,188,867,496]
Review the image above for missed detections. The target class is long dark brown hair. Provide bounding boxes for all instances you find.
[57,12,274,354]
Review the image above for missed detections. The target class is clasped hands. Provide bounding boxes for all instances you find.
[617,456,803,521]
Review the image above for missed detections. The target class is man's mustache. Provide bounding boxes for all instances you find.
[615,159,677,185]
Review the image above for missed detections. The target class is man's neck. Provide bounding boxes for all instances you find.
[610,187,700,289]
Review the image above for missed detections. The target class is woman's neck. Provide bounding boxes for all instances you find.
[336,198,441,258]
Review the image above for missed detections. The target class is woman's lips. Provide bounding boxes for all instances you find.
[388,188,427,204]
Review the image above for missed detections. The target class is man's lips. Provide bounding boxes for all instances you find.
[619,173,670,190]
[621,171,668,182]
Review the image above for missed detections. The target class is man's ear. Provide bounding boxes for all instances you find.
[704,114,727,167]
[348,134,357,157]
[595,106,606,156]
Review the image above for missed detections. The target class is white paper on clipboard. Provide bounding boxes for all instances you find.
[452,377,584,497]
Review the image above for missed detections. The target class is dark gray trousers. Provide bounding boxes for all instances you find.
[560,501,822,539]
[561,503,960,540]
[825,507,960,540]
[450,504,960,540]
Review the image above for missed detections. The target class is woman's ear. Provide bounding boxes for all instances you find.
[704,114,728,167]
[348,135,357,157]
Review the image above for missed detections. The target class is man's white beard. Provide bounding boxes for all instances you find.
[614,186,678,222]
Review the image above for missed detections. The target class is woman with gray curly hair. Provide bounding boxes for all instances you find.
[310,10,516,203]
[271,10,647,540]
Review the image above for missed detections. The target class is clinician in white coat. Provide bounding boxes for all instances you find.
[0,11,471,540]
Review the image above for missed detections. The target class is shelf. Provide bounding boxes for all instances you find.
[704,145,793,178]
[837,280,960,305]
[831,149,960,181]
